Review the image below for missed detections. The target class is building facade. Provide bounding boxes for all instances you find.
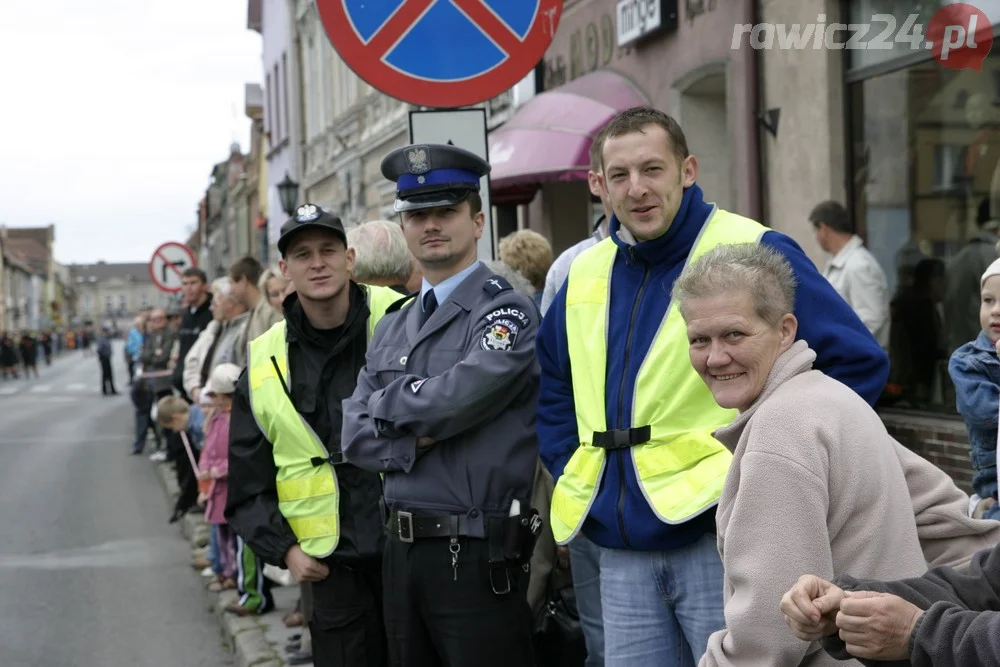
[759,0,1000,490]
[295,0,412,226]
[68,262,169,329]
[255,0,304,257]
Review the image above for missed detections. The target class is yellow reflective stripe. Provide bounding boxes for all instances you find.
[286,514,339,540]
[275,473,336,503]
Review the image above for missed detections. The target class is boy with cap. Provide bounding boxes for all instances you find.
[343,143,541,667]
[949,256,1000,519]
[225,204,399,666]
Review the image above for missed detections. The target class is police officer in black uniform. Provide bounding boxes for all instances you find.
[343,143,542,667]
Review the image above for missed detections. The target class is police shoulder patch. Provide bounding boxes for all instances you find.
[481,318,520,351]
[483,275,513,298]
[385,292,418,314]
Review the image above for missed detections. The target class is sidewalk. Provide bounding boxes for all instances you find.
[153,459,312,667]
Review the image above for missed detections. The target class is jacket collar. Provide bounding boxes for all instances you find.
[712,340,817,452]
[406,261,490,345]
[827,235,863,270]
[608,183,713,268]
[973,330,999,354]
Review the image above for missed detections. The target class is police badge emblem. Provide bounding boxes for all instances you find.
[481,319,518,351]
[405,146,430,174]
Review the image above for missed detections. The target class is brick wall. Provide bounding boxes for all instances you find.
[880,410,975,494]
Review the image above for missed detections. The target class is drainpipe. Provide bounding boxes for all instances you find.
[750,0,769,225]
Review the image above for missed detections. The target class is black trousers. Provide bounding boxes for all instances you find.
[100,358,116,394]
[383,536,535,667]
[309,557,387,667]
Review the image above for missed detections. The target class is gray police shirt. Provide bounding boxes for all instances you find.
[342,261,540,525]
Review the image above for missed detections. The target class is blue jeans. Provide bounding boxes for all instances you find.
[598,533,725,667]
[569,534,605,666]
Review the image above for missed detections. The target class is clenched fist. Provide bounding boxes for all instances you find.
[780,574,845,642]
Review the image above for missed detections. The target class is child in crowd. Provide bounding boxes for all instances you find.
[197,364,240,592]
[155,395,201,523]
[949,257,1000,520]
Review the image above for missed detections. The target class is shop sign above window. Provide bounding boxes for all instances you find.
[616,0,678,47]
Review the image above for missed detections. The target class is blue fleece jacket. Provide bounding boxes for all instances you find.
[536,184,890,552]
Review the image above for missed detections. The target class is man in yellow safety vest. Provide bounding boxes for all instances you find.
[535,107,889,667]
[225,204,398,667]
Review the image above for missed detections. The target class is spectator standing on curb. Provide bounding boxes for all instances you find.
[347,219,424,295]
[226,204,399,660]
[537,107,889,667]
[125,315,145,384]
[173,268,213,401]
[230,256,282,361]
[97,327,117,395]
[809,200,890,349]
[197,363,241,593]
[259,267,292,312]
[499,229,553,309]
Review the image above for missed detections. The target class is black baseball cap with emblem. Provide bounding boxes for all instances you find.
[381,143,491,213]
[277,203,347,255]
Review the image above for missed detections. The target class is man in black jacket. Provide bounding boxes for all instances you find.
[226,205,390,666]
[173,268,213,401]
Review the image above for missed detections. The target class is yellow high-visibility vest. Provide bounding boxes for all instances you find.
[247,284,396,557]
[550,209,766,545]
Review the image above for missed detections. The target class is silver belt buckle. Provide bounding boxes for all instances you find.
[397,511,414,543]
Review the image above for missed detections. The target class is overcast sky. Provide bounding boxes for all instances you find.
[0,1,262,265]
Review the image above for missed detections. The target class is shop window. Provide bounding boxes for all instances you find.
[849,51,1000,414]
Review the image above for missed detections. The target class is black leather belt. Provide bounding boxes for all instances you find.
[387,511,476,543]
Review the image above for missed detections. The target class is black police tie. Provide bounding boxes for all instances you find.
[420,290,438,328]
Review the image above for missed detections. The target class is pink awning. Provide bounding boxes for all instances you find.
[488,70,650,191]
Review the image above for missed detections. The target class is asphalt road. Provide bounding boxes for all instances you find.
[0,343,232,667]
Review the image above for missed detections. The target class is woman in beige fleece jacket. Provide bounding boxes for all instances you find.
[670,243,1000,667]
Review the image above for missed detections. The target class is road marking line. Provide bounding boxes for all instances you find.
[28,385,51,393]
[0,387,17,396]
[66,383,87,391]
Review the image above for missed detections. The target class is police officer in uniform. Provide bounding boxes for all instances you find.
[343,144,541,667]
[226,204,400,667]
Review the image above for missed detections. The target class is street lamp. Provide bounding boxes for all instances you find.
[276,171,300,216]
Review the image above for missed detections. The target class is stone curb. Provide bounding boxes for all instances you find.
[152,460,285,667]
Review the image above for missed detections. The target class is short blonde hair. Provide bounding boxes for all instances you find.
[672,243,797,327]
[498,230,553,291]
[156,395,190,428]
[258,266,288,293]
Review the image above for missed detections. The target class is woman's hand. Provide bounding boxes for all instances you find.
[780,574,845,641]
[835,591,923,661]
[196,492,208,507]
[196,470,211,481]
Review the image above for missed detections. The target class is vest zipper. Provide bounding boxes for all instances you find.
[614,262,651,549]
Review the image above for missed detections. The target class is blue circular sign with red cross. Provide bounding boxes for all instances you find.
[317,0,563,109]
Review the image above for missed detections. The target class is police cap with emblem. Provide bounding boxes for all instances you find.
[381,143,491,213]
[277,203,347,255]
